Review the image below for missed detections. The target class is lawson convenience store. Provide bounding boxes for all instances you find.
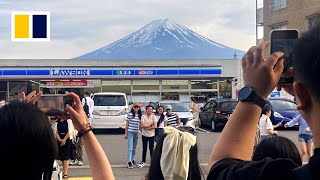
[0,59,240,103]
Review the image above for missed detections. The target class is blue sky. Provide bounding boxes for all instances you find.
[0,0,263,59]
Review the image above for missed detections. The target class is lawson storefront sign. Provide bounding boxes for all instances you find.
[0,67,222,79]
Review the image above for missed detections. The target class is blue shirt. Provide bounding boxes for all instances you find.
[287,114,312,136]
[126,112,141,132]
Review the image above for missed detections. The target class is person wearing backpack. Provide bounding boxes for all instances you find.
[207,22,320,180]
[154,106,168,143]
[82,91,94,122]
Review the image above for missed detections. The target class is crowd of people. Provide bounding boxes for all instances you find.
[1,21,320,180]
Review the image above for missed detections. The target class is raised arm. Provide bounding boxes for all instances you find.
[208,42,285,169]
[66,92,115,180]
[285,114,300,128]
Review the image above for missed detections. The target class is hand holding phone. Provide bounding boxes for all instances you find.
[270,29,299,84]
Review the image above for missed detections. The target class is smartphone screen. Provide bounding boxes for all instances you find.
[270,29,299,84]
[37,95,73,114]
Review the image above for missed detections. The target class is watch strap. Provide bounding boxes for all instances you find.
[250,91,267,109]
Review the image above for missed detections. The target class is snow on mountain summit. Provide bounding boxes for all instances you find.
[75,19,244,60]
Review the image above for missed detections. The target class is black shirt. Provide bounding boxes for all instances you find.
[207,148,320,180]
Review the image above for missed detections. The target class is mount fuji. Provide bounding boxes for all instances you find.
[75,19,245,60]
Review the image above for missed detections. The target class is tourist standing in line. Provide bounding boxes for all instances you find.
[124,102,142,168]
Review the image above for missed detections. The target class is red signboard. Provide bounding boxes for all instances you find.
[42,80,94,88]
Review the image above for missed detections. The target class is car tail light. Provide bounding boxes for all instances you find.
[119,108,128,115]
[92,109,99,115]
[216,108,221,115]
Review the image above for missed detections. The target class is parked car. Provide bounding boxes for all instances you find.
[199,99,238,131]
[157,100,195,129]
[91,92,128,130]
[266,98,299,128]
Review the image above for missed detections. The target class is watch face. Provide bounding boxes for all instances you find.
[238,86,252,100]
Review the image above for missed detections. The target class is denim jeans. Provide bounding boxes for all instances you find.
[127,131,138,162]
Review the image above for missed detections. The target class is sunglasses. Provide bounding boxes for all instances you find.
[133,106,140,108]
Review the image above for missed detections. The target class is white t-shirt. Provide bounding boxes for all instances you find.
[82,96,94,117]
[259,114,274,135]
[141,114,157,137]
[156,115,168,128]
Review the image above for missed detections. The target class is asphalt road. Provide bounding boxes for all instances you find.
[66,128,300,179]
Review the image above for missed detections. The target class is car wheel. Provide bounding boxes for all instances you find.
[211,120,216,132]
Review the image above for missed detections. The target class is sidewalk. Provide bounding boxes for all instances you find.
[67,164,209,179]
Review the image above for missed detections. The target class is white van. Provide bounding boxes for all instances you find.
[91,92,128,130]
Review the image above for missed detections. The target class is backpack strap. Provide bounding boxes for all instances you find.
[157,114,165,127]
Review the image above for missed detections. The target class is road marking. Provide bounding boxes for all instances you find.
[194,128,210,133]
[68,178,92,180]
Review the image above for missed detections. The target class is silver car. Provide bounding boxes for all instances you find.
[157,101,195,129]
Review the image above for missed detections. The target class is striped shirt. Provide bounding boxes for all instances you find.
[166,113,178,127]
[126,112,141,133]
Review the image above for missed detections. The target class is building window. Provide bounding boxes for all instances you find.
[270,0,287,11]
[271,22,288,30]
[307,13,320,29]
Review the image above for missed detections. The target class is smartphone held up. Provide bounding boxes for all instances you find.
[37,94,74,116]
[270,29,299,84]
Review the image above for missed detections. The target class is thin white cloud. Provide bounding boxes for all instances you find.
[0,0,257,59]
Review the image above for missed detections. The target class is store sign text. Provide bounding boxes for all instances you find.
[51,69,89,76]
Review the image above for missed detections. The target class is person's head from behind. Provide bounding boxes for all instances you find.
[291,21,320,121]
[84,91,90,97]
[149,101,155,107]
[253,136,302,165]
[262,104,271,117]
[146,126,202,180]
[0,101,58,179]
[190,96,197,103]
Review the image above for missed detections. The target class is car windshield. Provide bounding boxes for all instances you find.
[93,95,126,106]
[269,99,296,110]
[161,103,189,112]
[218,101,238,111]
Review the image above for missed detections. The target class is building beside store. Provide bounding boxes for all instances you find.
[255,0,319,100]
[261,0,320,42]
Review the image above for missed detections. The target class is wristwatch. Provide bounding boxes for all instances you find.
[238,85,266,109]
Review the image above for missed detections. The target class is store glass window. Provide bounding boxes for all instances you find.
[191,80,218,90]
[9,81,27,100]
[133,80,159,91]
[0,81,7,101]
[102,80,131,94]
[162,80,188,90]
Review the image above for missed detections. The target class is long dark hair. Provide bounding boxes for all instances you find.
[0,101,58,179]
[146,127,203,180]
[130,107,142,120]
[253,135,302,165]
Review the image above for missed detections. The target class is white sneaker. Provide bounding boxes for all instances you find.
[69,160,77,165]
[77,161,83,166]
[138,162,146,168]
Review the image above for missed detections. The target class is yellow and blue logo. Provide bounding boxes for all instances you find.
[11,11,50,41]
